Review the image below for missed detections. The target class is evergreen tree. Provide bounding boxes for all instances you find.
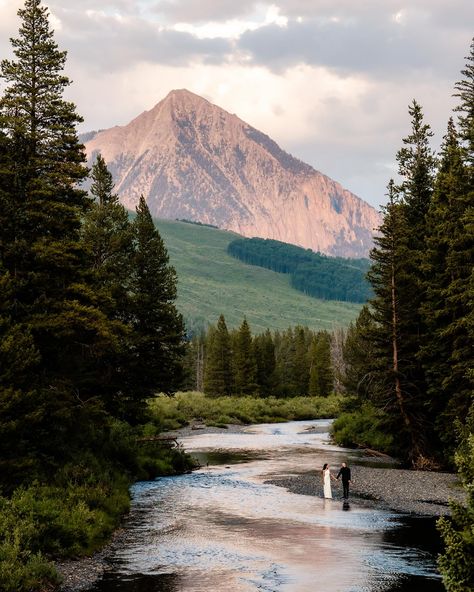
[126,196,185,418]
[436,39,474,590]
[203,315,233,396]
[0,0,117,479]
[275,327,297,396]
[80,155,135,411]
[454,38,474,165]
[421,119,473,451]
[254,329,276,396]
[394,101,436,444]
[82,154,134,307]
[233,318,258,395]
[367,181,430,464]
[181,333,205,391]
[438,407,474,592]
[308,331,334,397]
[341,306,376,406]
[293,327,309,395]
[330,327,347,394]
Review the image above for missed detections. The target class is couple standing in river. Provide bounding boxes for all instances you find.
[322,462,351,499]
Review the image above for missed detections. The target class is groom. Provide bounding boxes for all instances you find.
[336,462,352,499]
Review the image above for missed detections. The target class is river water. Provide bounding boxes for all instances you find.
[88,420,444,592]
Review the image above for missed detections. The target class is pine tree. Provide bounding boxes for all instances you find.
[293,327,309,395]
[275,327,297,396]
[330,327,346,394]
[438,407,474,592]
[126,196,185,418]
[454,38,474,166]
[308,331,334,397]
[254,329,276,396]
[367,180,431,464]
[0,0,89,241]
[233,318,258,395]
[80,155,136,411]
[421,119,473,450]
[0,0,117,479]
[395,101,436,436]
[203,315,233,396]
[435,41,474,590]
[82,154,134,314]
[341,306,376,406]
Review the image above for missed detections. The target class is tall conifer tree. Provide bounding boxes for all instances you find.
[294,327,309,396]
[203,315,233,396]
[126,196,185,418]
[394,101,436,438]
[233,318,258,395]
[308,331,334,397]
[254,329,276,396]
[421,120,473,449]
[367,181,429,463]
[341,306,376,406]
[0,0,116,478]
[82,154,134,315]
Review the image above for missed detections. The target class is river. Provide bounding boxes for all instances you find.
[87,419,444,592]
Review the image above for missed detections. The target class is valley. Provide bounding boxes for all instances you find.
[155,219,362,333]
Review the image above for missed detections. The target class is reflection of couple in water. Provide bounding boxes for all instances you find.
[321,462,352,500]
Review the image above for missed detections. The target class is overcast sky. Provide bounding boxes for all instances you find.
[1,0,473,208]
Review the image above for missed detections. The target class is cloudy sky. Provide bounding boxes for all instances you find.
[0,0,473,208]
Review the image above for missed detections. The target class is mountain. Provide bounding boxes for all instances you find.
[153,219,361,333]
[83,89,380,258]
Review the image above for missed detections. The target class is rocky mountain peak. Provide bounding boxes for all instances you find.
[84,90,381,258]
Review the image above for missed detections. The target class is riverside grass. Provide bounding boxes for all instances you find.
[154,219,361,333]
[148,391,344,430]
[0,421,194,592]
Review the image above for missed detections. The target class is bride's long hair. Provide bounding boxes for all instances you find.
[322,463,328,471]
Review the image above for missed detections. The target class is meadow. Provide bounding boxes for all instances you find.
[155,219,362,333]
[148,391,344,430]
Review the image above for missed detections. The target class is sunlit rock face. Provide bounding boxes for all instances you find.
[84,89,380,258]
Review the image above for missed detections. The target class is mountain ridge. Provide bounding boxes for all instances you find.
[83,89,381,258]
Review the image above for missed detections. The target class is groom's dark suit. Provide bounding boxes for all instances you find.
[337,466,351,499]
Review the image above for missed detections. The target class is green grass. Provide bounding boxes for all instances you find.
[149,391,344,430]
[155,219,362,332]
[0,420,195,592]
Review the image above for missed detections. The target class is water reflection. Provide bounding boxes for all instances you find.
[88,420,443,592]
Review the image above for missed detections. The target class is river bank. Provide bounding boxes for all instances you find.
[266,465,464,517]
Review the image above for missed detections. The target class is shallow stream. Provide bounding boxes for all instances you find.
[88,420,444,592]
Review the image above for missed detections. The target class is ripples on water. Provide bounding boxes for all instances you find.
[89,420,444,592]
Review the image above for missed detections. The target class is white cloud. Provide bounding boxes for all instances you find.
[1,0,473,207]
[171,3,288,40]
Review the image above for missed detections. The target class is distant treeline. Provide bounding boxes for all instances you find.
[183,315,337,398]
[227,237,371,303]
[176,218,219,229]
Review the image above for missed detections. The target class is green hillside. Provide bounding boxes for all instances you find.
[154,219,363,333]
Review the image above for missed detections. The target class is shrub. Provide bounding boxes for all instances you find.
[148,391,344,427]
[331,403,394,453]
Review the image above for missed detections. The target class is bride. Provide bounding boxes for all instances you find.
[322,463,336,499]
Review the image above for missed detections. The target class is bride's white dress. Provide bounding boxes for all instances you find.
[323,469,332,499]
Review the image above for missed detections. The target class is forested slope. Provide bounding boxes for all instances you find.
[227,237,371,303]
[154,219,362,333]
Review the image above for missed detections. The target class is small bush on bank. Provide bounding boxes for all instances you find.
[0,540,59,592]
[149,391,344,427]
[331,403,394,453]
